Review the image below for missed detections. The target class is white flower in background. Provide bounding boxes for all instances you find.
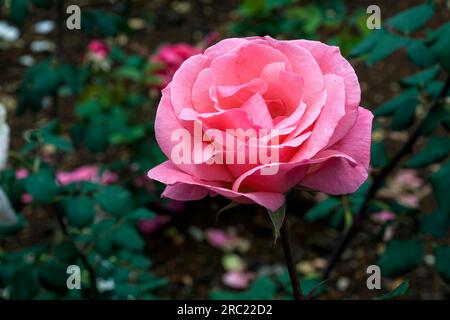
[34,20,55,34]
[0,103,17,226]
[0,103,9,169]
[18,55,35,67]
[30,40,55,52]
[0,20,20,42]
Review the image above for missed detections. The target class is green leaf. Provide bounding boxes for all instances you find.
[435,245,450,283]
[53,240,78,263]
[390,100,418,130]
[305,197,339,221]
[84,125,109,153]
[81,9,123,37]
[371,141,390,168]
[42,133,74,152]
[429,22,450,72]
[96,185,134,217]
[375,89,419,117]
[75,100,102,119]
[124,207,156,223]
[400,65,440,87]
[420,106,450,135]
[65,196,96,228]
[9,0,28,26]
[386,3,434,34]
[379,239,423,278]
[406,136,450,168]
[24,171,58,204]
[114,66,143,82]
[430,160,450,214]
[39,260,68,292]
[367,32,410,65]
[267,202,286,239]
[379,280,409,300]
[113,224,144,251]
[406,42,436,67]
[420,211,449,238]
[349,29,383,58]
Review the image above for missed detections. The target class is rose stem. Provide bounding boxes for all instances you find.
[280,217,303,300]
[323,73,450,279]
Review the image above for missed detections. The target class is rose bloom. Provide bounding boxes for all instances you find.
[148,36,373,212]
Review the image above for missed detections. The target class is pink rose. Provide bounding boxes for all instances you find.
[151,43,202,88]
[148,36,373,212]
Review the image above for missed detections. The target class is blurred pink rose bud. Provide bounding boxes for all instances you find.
[21,193,33,204]
[222,271,253,289]
[138,215,170,234]
[15,168,29,179]
[150,43,202,88]
[373,210,396,223]
[88,40,110,60]
[206,229,233,249]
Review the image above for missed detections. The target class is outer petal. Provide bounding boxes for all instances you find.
[299,107,373,194]
[148,161,285,211]
[291,39,360,109]
[204,38,250,60]
[292,74,346,161]
[170,54,210,115]
[155,87,233,183]
[291,39,360,144]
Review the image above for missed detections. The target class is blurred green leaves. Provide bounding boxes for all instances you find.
[379,239,423,278]
[24,171,58,204]
[386,3,434,34]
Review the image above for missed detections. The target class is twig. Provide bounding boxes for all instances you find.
[280,217,303,300]
[323,73,450,279]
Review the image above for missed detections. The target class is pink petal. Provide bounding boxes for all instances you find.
[236,42,292,83]
[293,74,346,160]
[148,161,285,211]
[299,107,373,194]
[204,38,249,60]
[170,54,210,115]
[192,68,215,113]
[271,39,324,105]
[292,39,360,144]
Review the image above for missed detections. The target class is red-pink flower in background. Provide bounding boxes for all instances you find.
[151,43,202,88]
[88,40,110,60]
